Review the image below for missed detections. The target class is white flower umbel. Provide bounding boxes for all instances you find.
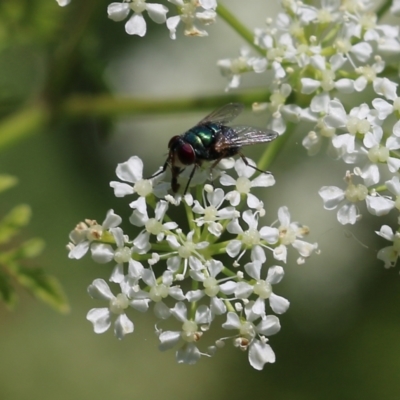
[213,0,400,270]
[68,155,318,370]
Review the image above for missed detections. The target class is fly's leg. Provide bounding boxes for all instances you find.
[171,166,182,193]
[239,152,272,174]
[183,164,198,195]
[148,159,168,179]
[208,157,225,190]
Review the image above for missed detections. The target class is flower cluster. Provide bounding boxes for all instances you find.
[106,0,217,38]
[67,155,317,370]
[216,0,400,270]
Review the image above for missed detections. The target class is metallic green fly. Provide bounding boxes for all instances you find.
[151,103,278,194]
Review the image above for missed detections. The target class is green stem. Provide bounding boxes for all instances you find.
[0,104,49,151]
[257,123,293,172]
[376,0,392,19]
[216,2,263,55]
[61,90,271,118]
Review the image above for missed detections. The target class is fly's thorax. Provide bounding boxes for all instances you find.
[182,123,222,161]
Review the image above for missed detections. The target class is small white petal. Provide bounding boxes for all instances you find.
[351,42,372,62]
[366,196,395,216]
[90,243,114,263]
[337,203,358,225]
[186,290,204,302]
[210,296,226,315]
[115,156,143,183]
[159,331,181,350]
[235,281,254,298]
[68,241,89,259]
[248,340,275,370]
[219,280,237,295]
[114,314,134,339]
[107,3,130,21]
[87,308,111,334]
[125,14,147,37]
[222,311,241,329]
[256,315,281,336]
[386,176,400,195]
[154,301,171,319]
[375,225,394,241]
[335,79,354,93]
[318,186,345,210]
[176,343,201,365]
[259,226,279,244]
[226,240,242,257]
[269,293,290,314]
[56,0,71,6]
[301,78,321,94]
[266,265,284,284]
[170,302,187,322]
[87,279,114,300]
[102,209,122,229]
[146,3,168,23]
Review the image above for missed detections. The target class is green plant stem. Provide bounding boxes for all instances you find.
[216,2,263,55]
[257,124,293,172]
[61,90,271,118]
[0,104,49,151]
[376,0,392,19]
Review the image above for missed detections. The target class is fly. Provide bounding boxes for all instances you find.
[151,103,278,194]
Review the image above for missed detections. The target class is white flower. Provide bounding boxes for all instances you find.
[107,1,169,37]
[86,278,149,340]
[166,0,217,40]
[300,54,354,95]
[257,84,293,135]
[272,206,316,263]
[222,307,281,370]
[238,262,290,316]
[226,210,268,265]
[140,268,185,318]
[157,301,212,364]
[186,259,228,316]
[110,156,168,201]
[192,187,239,237]
[67,209,122,260]
[373,78,399,101]
[376,225,400,268]
[217,47,267,91]
[319,172,368,225]
[166,230,209,275]
[360,124,400,186]
[325,100,381,156]
[130,199,178,253]
[220,158,275,210]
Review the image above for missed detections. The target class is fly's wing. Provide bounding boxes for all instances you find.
[196,103,244,126]
[215,126,278,150]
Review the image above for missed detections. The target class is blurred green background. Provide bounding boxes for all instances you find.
[1,0,400,399]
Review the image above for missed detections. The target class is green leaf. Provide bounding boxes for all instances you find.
[0,174,18,193]
[0,268,17,309]
[17,238,46,258]
[15,266,70,314]
[0,204,31,244]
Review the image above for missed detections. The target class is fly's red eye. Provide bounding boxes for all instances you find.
[177,143,195,165]
[168,135,180,149]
